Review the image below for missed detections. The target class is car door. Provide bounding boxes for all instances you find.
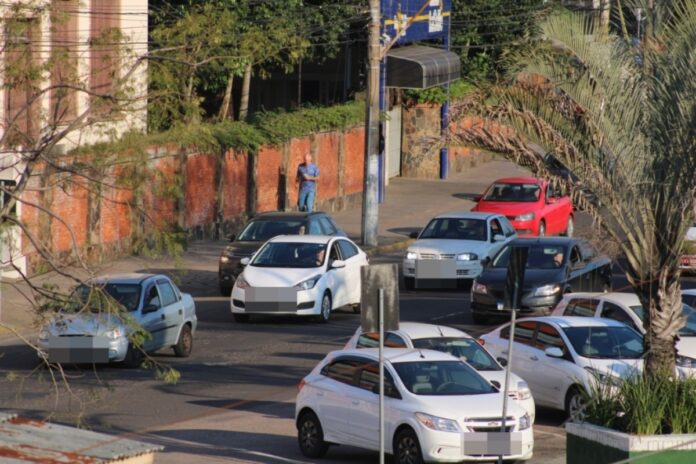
[499,321,539,393]
[337,239,364,304]
[533,322,575,408]
[316,357,360,443]
[543,184,564,234]
[566,245,588,291]
[139,282,168,351]
[156,278,183,347]
[326,240,348,307]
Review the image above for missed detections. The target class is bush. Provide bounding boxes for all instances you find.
[403,80,475,104]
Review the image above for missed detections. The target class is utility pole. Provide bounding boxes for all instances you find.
[361,0,381,247]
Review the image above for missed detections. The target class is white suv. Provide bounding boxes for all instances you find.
[295,348,533,463]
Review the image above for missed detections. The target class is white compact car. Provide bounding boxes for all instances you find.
[480,317,646,420]
[551,292,696,367]
[230,235,368,323]
[403,212,517,289]
[296,348,534,463]
[344,322,535,422]
[37,274,197,367]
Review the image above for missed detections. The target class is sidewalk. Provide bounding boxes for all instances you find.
[0,158,529,340]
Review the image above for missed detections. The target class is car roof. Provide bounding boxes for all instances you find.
[252,211,324,221]
[359,322,471,339]
[683,289,696,296]
[510,237,578,246]
[268,234,336,244]
[492,177,542,185]
[89,273,158,285]
[433,211,499,220]
[331,348,458,363]
[563,292,641,306]
[517,316,629,328]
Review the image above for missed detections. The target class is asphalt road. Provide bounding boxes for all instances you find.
[1,241,694,463]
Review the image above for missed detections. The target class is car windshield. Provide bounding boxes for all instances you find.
[419,218,487,241]
[483,183,540,202]
[251,242,327,268]
[71,283,141,312]
[237,220,305,242]
[683,295,696,310]
[562,326,644,359]
[411,338,502,371]
[492,244,567,269]
[392,361,497,396]
[630,303,696,336]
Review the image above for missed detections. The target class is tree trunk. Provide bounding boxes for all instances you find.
[218,73,235,121]
[239,63,252,121]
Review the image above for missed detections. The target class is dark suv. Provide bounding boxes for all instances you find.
[218,211,346,295]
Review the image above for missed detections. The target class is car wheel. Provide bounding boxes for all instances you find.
[564,216,574,237]
[233,314,250,323]
[404,277,415,290]
[315,292,332,323]
[219,283,232,296]
[394,428,423,464]
[173,324,193,357]
[123,343,143,368]
[566,387,587,422]
[538,220,546,236]
[472,313,488,324]
[297,411,329,458]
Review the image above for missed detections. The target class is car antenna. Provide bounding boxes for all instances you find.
[418,349,425,359]
[437,325,444,337]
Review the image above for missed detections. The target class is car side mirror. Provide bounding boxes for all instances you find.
[240,257,250,266]
[545,347,564,358]
[496,356,508,367]
[227,233,236,242]
[409,231,419,239]
[143,304,159,314]
[490,380,501,389]
[492,234,505,242]
[330,259,346,269]
[473,194,482,202]
[547,196,558,204]
[481,257,492,267]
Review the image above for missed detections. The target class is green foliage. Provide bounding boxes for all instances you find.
[211,121,265,154]
[403,80,476,104]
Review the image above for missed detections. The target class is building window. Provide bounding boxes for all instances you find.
[90,0,121,110]
[50,0,79,124]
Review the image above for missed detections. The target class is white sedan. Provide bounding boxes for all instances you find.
[230,235,368,323]
[403,212,517,289]
[344,322,535,422]
[296,348,534,463]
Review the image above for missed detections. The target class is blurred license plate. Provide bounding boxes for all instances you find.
[48,336,109,364]
[246,287,297,312]
[415,260,456,279]
[463,431,522,455]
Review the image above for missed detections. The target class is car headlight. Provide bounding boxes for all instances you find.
[533,284,561,297]
[457,253,479,261]
[220,255,231,264]
[585,367,622,387]
[516,381,532,401]
[518,413,531,431]
[472,281,488,295]
[405,251,418,260]
[103,327,123,340]
[677,355,696,368]
[415,412,461,433]
[235,275,250,289]
[39,328,50,341]
[295,275,321,290]
[515,212,535,221]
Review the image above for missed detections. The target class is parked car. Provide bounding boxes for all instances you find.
[219,211,345,295]
[402,212,517,289]
[680,220,696,273]
[471,177,574,237]
[344,322,535,422]
[230,235,367,323]
[480,317,645,419]
[295,348,534,462]
[37,274,197,367]
[470,237,612,322]
[551,292,696,366]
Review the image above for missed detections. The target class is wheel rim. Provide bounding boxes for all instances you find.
[182,329,192,353]
[567,217,574,237]
[568,393,586,421]
[321,295,330,320]
[300,418,319,451]
[397,435,420,464]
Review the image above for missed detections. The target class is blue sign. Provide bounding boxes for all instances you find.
[381,0,451,44]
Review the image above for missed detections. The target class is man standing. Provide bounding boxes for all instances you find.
[297,153,319,212]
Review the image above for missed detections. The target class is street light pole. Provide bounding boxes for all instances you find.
[361,0,381,247]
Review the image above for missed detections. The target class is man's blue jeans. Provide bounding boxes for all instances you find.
[298,189,316,212]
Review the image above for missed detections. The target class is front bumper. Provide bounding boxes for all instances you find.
[219,259,244,287]
[403,259,483,280]
[418,425,534,462]
[37,335,129,363]
[471,288,561,316]
[230,286,320,316]
[508,219,538,237]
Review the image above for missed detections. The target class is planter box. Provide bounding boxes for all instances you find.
[566,422,696,464]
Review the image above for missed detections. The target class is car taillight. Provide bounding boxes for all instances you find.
[477,338,485,346]
[298,379,306,391]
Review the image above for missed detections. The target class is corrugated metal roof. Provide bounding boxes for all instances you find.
[0,413,163,463]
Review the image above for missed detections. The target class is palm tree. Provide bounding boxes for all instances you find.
[450,2,696,377]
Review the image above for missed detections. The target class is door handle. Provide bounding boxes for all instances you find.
[530,356,539,361]
[161,314,165,320]
[178,309,183,315]
[351,400,360,405]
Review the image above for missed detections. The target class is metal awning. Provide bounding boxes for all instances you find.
[386,45,461,89]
